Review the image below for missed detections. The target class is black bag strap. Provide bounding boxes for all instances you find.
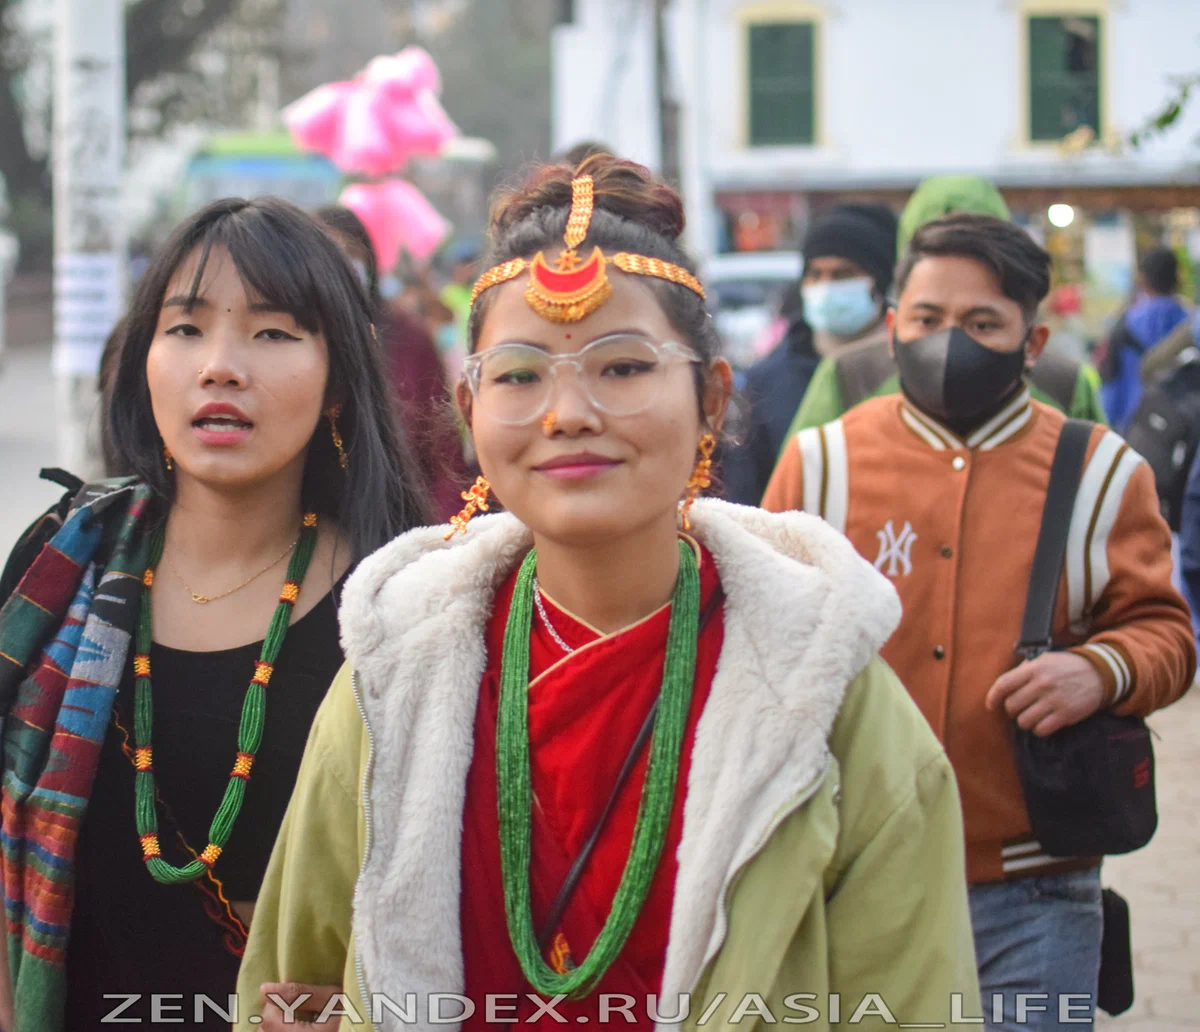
[536,584,726,951]
[1028,350,1080,413]
[1017,419,1093,659]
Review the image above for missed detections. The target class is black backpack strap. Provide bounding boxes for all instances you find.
[1029,350,1080,413]
[0,474,139,608]
[834,338,895,409]
[1017,419,1093,659]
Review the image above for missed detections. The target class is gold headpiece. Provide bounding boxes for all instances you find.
[470,175,706,323]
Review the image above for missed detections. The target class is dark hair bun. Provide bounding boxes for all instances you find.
[490,154,686,244]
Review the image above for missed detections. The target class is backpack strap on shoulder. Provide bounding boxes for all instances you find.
[834,338,894,410]
[1028,351,1080,414]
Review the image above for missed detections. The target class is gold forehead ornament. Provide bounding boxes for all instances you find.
[470,175,706,323]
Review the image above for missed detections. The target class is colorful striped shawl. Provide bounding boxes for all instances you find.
[0,479,152,1032]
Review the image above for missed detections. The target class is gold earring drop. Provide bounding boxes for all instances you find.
[444,476,492,539]
[328,406,348,471]
[679,433,716,531]
[163,444,174,472]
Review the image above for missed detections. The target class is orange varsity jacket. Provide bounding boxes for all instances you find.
[762,388,1196,884]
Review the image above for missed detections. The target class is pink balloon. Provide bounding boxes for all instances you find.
[291,47,457,176]
[282,81,352,157]
[340,180,449,272]
[336,81,410,177]
[341,183,402,273]
[364,46,441,101]
[383,178,450,264]
[383,91,457,159]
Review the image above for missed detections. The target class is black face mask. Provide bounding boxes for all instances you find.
[895,326,1027,430]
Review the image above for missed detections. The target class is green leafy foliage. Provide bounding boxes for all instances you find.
[1127,74,1199,150]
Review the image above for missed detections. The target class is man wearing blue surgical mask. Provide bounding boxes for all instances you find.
[719,204,896,504]
[799,203,897,356]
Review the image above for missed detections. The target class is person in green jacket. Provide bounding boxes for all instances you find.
[774,175,1106,472]
[235,157,980,1030]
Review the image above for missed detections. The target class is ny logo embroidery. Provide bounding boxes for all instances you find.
[874,520,918,577]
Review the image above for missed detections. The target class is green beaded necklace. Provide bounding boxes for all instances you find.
[497,540,701,999]
[132,515,318,885]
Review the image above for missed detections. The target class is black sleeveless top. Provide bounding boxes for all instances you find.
[64,580,346,1027]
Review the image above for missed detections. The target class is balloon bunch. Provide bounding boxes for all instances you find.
[284,47,457,269]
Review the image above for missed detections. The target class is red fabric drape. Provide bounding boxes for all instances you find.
[460,545,724,1027]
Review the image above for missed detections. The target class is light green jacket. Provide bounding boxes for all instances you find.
[236,501,982,1031]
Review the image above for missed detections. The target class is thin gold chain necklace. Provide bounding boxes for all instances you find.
[162,535,300,605]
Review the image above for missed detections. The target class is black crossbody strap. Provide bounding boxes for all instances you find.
[535,584,726,952]
[1017,419,1093,659]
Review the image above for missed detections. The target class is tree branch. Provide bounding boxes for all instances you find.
[0,0,48,202]
[125,0,240,100]
[1127,74,1200,150]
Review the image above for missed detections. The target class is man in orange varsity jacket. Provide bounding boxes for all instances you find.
[763,214,1195,1030]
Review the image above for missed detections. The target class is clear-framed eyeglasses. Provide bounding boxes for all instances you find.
[462,334,702,426]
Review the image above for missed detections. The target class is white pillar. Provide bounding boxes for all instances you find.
[52,0,126,479]
[675,0,716,263]
[0,232,17,372]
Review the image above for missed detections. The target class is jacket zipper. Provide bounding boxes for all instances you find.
[698,757,833,978]
[351,670,380,1031]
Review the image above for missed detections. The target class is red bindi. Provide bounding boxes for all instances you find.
[565,333,572,339]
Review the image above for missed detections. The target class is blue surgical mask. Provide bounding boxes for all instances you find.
[801,278,880,337]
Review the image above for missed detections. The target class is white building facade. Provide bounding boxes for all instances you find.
[552,0,1200,263]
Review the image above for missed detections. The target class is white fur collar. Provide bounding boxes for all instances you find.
[339,499,899,1029]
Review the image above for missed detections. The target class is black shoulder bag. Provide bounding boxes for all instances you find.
[1013,418,1153,1019]
[1013,419,1158,857]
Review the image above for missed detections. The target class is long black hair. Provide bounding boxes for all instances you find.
[109,196,434,561]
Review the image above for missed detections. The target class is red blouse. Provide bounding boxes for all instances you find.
[459,544,725,1027]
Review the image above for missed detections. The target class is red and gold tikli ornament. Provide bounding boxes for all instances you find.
[470,175,706,323]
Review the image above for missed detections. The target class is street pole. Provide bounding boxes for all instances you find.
[654,0,681,187]
[52,0,126,479]
[676,0,714,262]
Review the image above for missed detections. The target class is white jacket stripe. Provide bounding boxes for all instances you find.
[1065,431,1127,624]
[796,426,826,520]
[1086,444,1142,612]
[822,420,849,535]
[1082,642,1131,701]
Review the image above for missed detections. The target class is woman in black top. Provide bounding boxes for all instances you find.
[0,197,431,1031]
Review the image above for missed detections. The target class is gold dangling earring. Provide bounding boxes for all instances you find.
[163,444,174,472]
[679,433,716,531]
[444,476,491,540]
[328,406,349,471]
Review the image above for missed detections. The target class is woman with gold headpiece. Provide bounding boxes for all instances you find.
[236,157,981,1031]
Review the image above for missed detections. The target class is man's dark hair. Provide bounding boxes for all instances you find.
[895,213,1052,322]
[1140,246,1179,296]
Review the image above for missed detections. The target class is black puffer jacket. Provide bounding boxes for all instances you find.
[720,318,820,506]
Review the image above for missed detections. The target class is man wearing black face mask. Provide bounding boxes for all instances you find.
[764,214,1194,1030]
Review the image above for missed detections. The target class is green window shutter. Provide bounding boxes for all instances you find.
[1029,15,1102,141]
[748,22,815,146]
